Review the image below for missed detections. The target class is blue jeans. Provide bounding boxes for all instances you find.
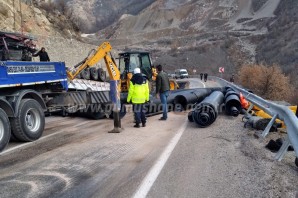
[160,91,169,119]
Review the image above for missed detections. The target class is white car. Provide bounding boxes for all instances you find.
[174,69,189,79]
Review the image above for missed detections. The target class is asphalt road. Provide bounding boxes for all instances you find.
[0,113,190,198]
[147,116,298,198]
[0,78,297,198]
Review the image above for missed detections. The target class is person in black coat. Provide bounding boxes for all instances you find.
[33,47,50,62]
[200,73,203,80]
[204,73,208,82]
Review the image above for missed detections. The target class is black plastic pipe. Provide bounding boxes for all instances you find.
[172,88,212,111]
[190,91,224,127]
[224,87,242,117]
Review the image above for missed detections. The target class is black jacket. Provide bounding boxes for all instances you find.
[34,51,50,62]
[131,73,147,85]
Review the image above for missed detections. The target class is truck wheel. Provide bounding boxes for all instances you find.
[11,99,45,142]
[81,68,91,80]
[295,157,298,167]
[90,68,99,80]
[90,112,106,120]
[0,109,11,152]
[98,68,106,82]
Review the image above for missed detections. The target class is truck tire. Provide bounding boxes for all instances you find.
[10,99,45,142]
[90,111,106,120]
[0,109,11,152]
[81,68,91,80]
[90,68,99,80]
[98,68,106,82]
[295,157,298,167]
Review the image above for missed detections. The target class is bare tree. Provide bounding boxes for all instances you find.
[238,64,294,102]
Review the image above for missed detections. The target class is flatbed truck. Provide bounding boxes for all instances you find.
[0,61,111,152]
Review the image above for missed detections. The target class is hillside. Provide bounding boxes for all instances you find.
[75,0,297,80]
[0,0,297,94]
[0,0,101,68]
[0,0,54,35]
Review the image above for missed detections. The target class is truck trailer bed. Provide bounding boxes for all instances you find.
[0,61,68,90]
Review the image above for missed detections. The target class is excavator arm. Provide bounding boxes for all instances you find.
[67,42,120,81]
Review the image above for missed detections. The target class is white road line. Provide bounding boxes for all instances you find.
[0,131,65,156]
[132,119,188,198]
[199,80,206,88]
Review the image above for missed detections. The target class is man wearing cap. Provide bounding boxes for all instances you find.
[127,68,150,128]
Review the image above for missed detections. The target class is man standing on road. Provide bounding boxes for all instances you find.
[33,47,50,62]
[200,73,203,81]
[127,68,149,128]
[204,73,208,82]
[230,74,235,83]
[156,65,170,121]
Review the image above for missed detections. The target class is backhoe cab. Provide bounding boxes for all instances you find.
[118,51,178,92]
[118,52,154,92]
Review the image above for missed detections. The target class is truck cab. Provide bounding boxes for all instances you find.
[175,69,189,79]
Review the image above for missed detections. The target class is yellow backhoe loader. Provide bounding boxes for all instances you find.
[67,42,179,95]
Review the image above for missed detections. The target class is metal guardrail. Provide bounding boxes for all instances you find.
[208,76,298,162]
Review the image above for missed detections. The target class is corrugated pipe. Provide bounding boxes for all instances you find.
[189,91,224,127]
[224,87,242,117]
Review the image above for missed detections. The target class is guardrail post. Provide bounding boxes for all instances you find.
[274,135,291,161]
[260,114,278,138]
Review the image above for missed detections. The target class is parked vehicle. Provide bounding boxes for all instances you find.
[175,69,189,79]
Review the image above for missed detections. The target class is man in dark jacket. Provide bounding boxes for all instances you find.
[127,68,149,128]
[200,73,203,80]
[156,64,170,120]
[230,74,235,83]
[33,47,50,62]
[204,73,208,82]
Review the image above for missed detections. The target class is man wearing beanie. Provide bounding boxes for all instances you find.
[127,68,150,128]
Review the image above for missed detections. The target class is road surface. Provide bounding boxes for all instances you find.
[0,78,297,198]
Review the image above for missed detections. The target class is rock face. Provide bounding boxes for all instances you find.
[83,0,296,79]
[0,0,98,68]
[0,0,54,35]
[38,37,99,69]
[64,0,155,33]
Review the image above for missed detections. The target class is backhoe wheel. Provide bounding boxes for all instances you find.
[0,109,11,152]
[10,99,45,142]
[81,68,91,80]
[90,68,99,80]
[98,68,106,82]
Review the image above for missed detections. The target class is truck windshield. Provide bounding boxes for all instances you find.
[180,71,188,74]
